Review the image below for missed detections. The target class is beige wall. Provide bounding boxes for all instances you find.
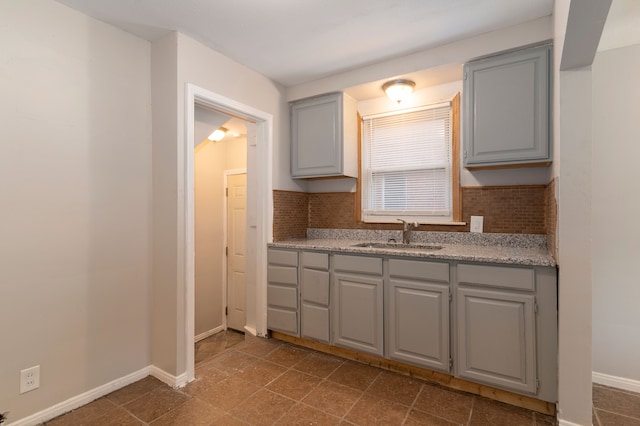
[194,135,247,337]
[0,1,152,421]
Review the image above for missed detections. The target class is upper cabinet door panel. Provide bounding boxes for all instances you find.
[291,92,358,179]
[464,44,551,168]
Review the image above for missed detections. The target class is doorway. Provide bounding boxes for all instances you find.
[185,83,273,383]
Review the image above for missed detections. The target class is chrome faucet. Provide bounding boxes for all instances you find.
[398,219,418,244]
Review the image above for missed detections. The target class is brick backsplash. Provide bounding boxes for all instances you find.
[274,184,556,240]
[545,179,557,260]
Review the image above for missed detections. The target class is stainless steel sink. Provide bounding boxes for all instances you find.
[351,242,443,251]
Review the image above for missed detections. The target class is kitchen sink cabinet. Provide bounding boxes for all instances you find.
[300,251,331,343]
[290,92,358,179]
[266,248,299,336]
[463,44,551,169]
[455,263,557,401]
[332,254,384,356]
[387,259,451,372]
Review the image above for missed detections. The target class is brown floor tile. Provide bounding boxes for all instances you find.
[327,361,381,391]
[123,386,190,423]
[302,381,362,417]
[404,409,459,426]
[45,398,118,425]
[208,349,258,373]
[150,398,225,426]
[184,367,231,397]
[593,385,640,420]
[87,407,144,426]
[105,376,164,406]
[235,359,288,386]
[196,376,260,411]
[595,409,640,426]
[267,370,322,400]
[469,397,534,426]
[413,384,474,424]
[366,371,422,406]
[534,411,557,425]
[294,352,344,378]
[229,389,296,425]
[265,344,311,367]
[344,393,410,425]
[209,414,251,425]
[234,336,283,358]
[275,403,341,425]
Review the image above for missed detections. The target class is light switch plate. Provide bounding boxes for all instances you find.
[470,216,484,233]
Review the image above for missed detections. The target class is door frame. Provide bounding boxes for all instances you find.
[223,169,247,331]
[185,83,273,382]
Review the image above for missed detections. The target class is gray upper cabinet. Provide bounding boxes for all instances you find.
[387,259,450,373]
[332,254,384,356]
[291,92,358,179]
[463,44,551,168]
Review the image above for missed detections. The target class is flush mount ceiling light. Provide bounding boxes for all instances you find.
[207,127,228,142]
[382,79,416,104]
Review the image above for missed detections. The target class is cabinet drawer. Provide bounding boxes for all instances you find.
[267,307,298,334]
[301,303,330,343]
[267,265,298,286]
[302,268,330,305]
[268,249,298,267]
[389,259,449,283]
[457,264,535,291]
[267,284,297,309]
[302,251,329,270]
[333,254,382,275]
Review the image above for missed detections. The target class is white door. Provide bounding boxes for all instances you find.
[227,173,247,331]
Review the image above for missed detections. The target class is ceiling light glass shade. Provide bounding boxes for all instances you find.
[382,79,416,104]
[207,127,228,142]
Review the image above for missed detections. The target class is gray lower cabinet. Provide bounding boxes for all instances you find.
[455,263,558,401]
[300,251,331,343]
[387,259,451,373]
[332,254,384,356]
[267,249,299,336]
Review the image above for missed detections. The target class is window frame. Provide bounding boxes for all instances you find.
[356,93,461,225]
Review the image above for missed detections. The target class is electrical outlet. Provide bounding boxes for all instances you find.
[20,366,40,394]
[470,215,484,233]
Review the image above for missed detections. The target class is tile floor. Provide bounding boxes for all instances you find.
[43,331,640,425]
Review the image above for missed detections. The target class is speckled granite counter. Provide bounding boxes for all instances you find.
[269,229,556,267]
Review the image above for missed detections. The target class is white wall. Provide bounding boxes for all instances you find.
[0,1,152,422]
[592,42,640,387]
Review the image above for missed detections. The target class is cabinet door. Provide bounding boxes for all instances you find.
[333,272,384,356]
[456,287,537,394]
[291,93,342,178]
[388,278,450,372]
[464,44,550,167]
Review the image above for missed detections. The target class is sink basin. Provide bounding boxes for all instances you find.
[352,242,443,251]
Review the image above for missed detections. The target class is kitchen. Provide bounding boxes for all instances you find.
[1,1,639,425]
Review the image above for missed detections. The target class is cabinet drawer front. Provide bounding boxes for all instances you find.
[389,259,449,282]
[267,265,298,286]
[333,254,382,275]
[457,264,535,291]
[301,303,330,343]
[302,251,329,270]
[268,249,298,267]
[302,269,330,305]
[267,285,297,309]
[267,307,298,334]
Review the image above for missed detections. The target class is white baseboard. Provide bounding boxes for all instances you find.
[195,325,224,343]
[244,325,257,337]
[593,371,640,393]
[558,419,585,426]
[7,367,151,426]
[149,365,190,388]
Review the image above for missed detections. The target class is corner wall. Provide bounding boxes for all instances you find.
[0,1,152,422]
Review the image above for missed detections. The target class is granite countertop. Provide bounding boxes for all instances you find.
[269,229,556,267]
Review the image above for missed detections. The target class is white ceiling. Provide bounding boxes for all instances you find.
[55,0,553,88]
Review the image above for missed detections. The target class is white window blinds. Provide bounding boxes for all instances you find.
[362,102,452,222]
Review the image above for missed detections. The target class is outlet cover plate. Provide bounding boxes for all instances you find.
[470,215,484,233]
[20,365,40,394]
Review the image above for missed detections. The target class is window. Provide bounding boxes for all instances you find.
[361,95,460,223]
